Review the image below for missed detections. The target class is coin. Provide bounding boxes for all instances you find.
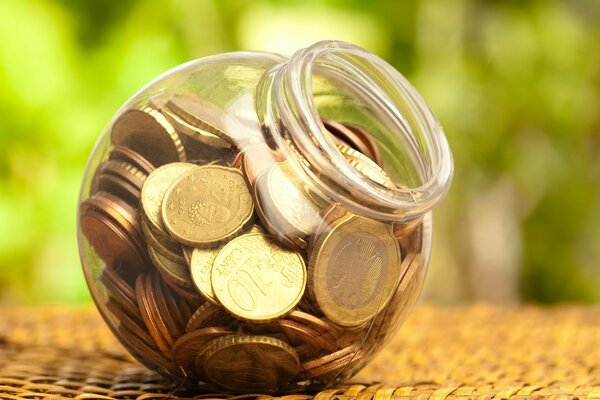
[141,162,198,239]
[241,143,279,187]
[79,193,147,276]
[162,166,253,247]
[308,214,401,327]
[111,106,186,166]
[94,172,141,206]
[186,303,230,333]
[337,144,395,189]
[100,267,139,319]
[142,220,185,265]
[148,245,193,291]
[211,232,306,322]
[172,327,232,377]
[323,119,376,164]
[253,162,321,250]
[277,319,328,359]
[135,274,172,354]
[165,95,231,144]
[298,344,361,380]
[344,123,384,167]
[198,335,300,392]
[190,246,219,304]
[109,145,156,175]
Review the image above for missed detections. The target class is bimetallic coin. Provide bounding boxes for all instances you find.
[162,166,253,247]
[198,335,300,392]
[309,214,401,327]
[254,162,321,250]
[211,233,306,323]
[141,162,198,239]
[337,145,395,189]
[111,106,186,166]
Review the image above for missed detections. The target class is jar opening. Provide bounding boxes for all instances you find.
[266,40,453,221]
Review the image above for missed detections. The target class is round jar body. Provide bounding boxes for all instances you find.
[78,41,452,393]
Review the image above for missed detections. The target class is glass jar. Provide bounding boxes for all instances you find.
[77,40,453,393]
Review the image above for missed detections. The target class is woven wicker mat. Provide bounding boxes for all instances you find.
[1,305,600,400]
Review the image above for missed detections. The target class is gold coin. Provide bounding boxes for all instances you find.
[254,161,321,250]
[165,95,231,144]
[162,166,253,247]
[190,246,219,304]
[141,162,198,238]
[337,144,395,188]
[190,224,265,304]
[309,214,401,327]
[148,245,194,290]
[211,233,306,322]
[111,106,186,166]
[198,334,300,392]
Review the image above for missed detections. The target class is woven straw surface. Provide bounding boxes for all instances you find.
[1,305,600,400]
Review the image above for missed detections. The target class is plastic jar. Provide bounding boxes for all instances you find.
[77,40,453,393]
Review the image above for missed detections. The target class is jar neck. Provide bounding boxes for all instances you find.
[257,40,453,222]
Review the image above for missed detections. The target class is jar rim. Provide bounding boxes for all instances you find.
[268,40,453,221]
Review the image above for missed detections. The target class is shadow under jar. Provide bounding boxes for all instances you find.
[77,40,453,394]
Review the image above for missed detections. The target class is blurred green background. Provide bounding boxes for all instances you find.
[0,0,599,304]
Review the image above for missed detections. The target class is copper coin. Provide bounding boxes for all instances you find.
[117,323,177,374]
[136,274,172,354]
[160,276,194,333]
[102,159,147,191]
[286,310,341,343]
[79,208,146,276]
[111,106,186,166]
[82,191,145,246]
[229,151,244,170]
[186,303,230,333]
[298,345,360,380]
[323,119,376,163]
[109,145,156,175]
[105,296,145,337]
[94,172,141,206]
[241,143,279,187]
[100,268,139,319]
[277,319,326,360]
[172,327,232,377]
[150,272,184,340]
[345,123,384,167]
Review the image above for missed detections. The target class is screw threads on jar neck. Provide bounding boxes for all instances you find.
[260,40,453,222]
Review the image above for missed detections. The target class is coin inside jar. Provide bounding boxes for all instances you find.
[141,162,198,238]
[162,165,253,247]
[253,161,321,250]
[309,214,402,327]
[111,106,186,166]
[337,144,395,189]
[198,334,300,392]
[211,232,306,323]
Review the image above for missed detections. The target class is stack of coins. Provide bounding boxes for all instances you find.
[80,94,425,393]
